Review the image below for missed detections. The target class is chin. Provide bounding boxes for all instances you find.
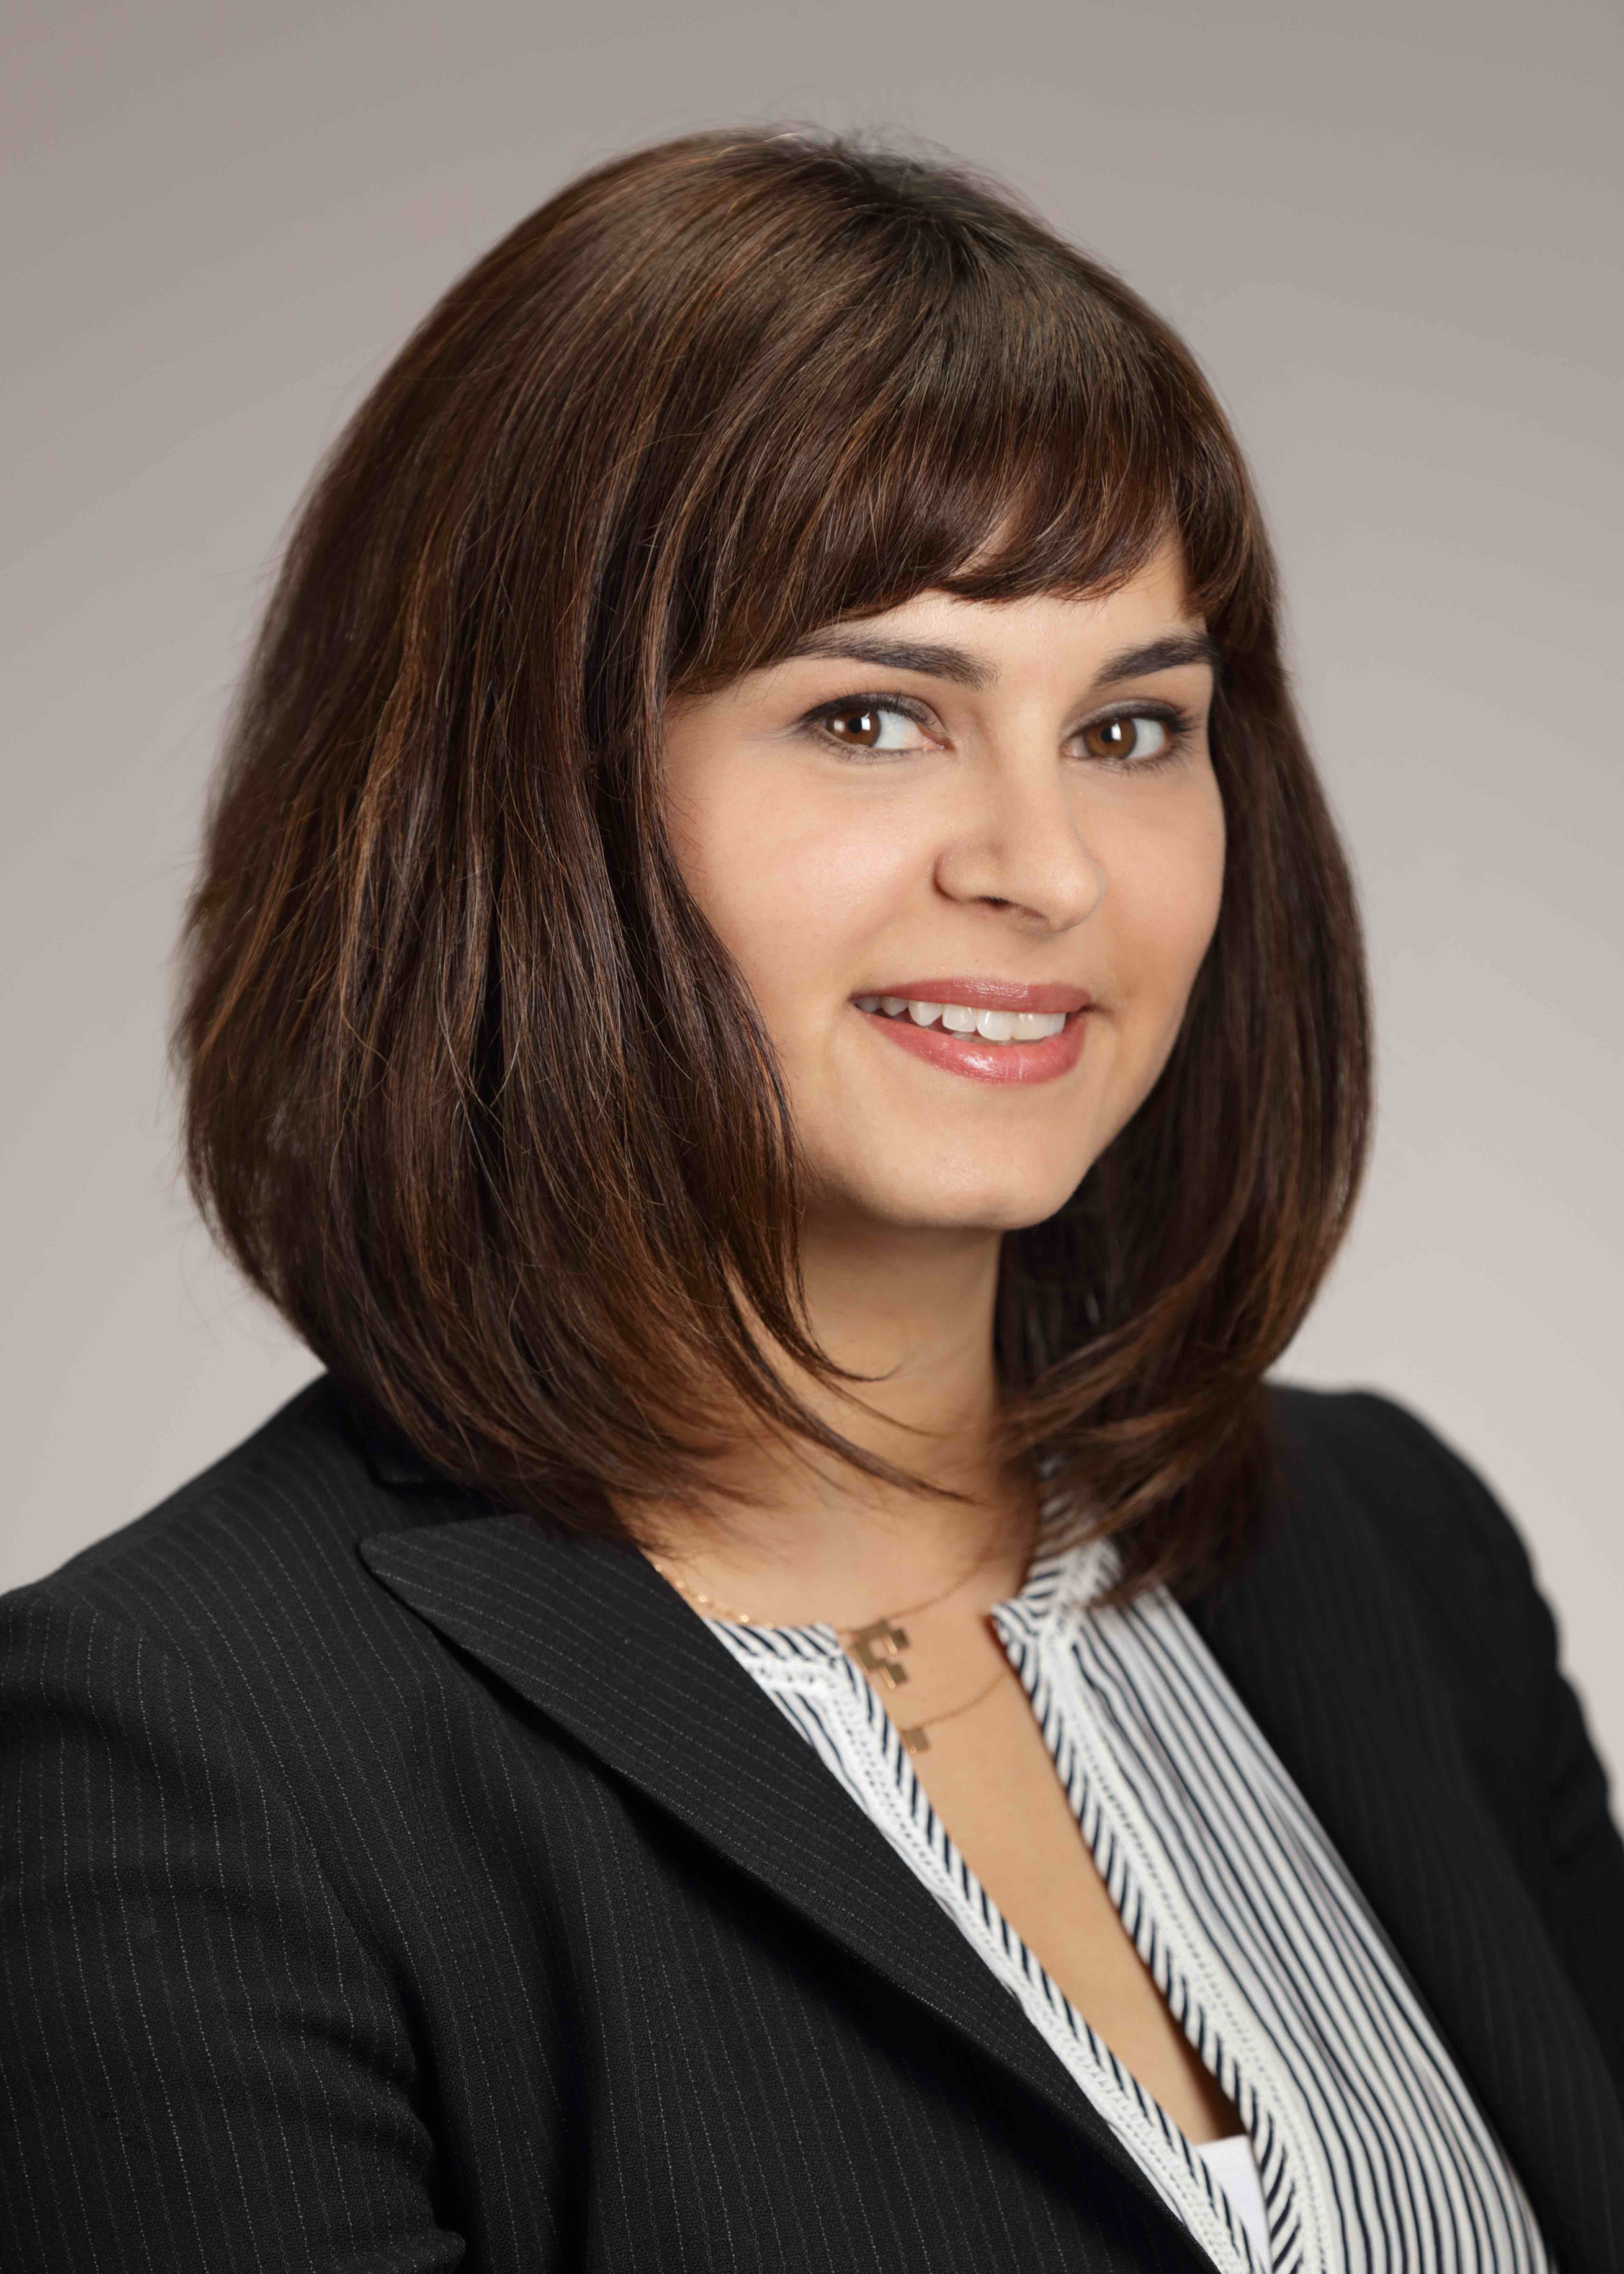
[849,1169,1087,1236]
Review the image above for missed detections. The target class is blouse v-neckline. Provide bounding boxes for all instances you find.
[691,1482,1551,2274]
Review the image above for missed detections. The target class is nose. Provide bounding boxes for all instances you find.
[933,755,1107,931]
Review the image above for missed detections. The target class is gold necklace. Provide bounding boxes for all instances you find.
[893,1665,1012,1756]
[648,1504,1037,1754]
[649,1558,980,1631]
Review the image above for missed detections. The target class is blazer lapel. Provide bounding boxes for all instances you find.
[358,1505,1208,2263]
[1186,1405,1624,2274]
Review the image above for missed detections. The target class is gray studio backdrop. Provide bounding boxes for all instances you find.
[5,1,1620,1775]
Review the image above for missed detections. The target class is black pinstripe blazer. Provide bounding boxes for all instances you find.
[3,1377,1621,2272]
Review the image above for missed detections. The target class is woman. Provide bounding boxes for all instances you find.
[2,126,1619,2273]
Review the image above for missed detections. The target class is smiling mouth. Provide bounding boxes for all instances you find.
[852,994,1075,1046]
[848,995,1090,1087]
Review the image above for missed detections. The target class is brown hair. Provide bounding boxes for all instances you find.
[175,125,1370,1601]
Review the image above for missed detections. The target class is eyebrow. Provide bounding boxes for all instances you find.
[782,632,996,687]
[779,627,1220,691]
[1092,632,1221,684]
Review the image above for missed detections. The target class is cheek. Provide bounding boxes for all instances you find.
[667,766,915,1008]
[1115,785,1226,1015]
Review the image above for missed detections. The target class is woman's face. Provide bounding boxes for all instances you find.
[660,537,1225,1238]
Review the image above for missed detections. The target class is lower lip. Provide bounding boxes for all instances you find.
[855,1005,1089,1085]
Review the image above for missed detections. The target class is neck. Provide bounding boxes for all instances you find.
[637,1215,1040,1629]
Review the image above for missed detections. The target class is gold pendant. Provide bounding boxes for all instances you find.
[899,1724,930,1755]
[847,1616,911,1689]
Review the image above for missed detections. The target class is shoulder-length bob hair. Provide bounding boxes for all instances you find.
[177,126,1370,1602]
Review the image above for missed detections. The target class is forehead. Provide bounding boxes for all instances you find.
[864,537,1193,635]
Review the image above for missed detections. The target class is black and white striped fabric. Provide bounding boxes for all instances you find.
[703,1490,1555,2274]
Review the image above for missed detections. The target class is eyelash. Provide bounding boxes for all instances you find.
[800,690,1198,771]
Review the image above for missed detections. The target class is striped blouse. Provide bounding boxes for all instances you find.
[698,1484,1554,2274]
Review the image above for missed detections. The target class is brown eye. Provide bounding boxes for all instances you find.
[827,707,885,747]
[817,702,925,754]
[1080,713,1171,763]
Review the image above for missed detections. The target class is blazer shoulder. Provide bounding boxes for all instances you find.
[1,1376,478,1698]
[1264,1383,1624,2095]
[1264,1379,1539,1611]
[1259,1379,1576,1760]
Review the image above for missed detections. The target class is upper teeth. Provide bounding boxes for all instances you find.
[853,996,1069,1043]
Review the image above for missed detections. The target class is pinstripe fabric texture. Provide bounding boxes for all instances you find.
[706,1497,1553,2274]
[2,1377,1621,2271]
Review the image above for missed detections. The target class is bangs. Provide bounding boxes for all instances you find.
[662,200,1261,695]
